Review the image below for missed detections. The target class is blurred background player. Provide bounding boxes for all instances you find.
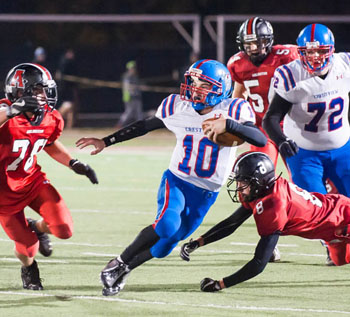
[263,23,350,265]
[55,48,78,129]
[226,16,299,262]
[0,63,98,290]
[115,60,143,129]
[32,46,47,67]
[182,152,350,292]
[76,59,267,296]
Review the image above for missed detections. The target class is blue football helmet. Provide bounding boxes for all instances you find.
[296,24,335,74]
[180,59,232,111]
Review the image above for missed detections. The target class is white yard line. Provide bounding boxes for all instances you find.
[0,238,326,257]
[0,291,349,314]
[230,242,298,247]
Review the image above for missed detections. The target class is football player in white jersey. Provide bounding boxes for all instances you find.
[263,24,350,265]
[76,59,267,296]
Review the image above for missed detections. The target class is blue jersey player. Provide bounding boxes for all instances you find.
[76,59,267,296]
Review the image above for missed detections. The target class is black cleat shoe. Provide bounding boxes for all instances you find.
[100,257,130,296]
[27,218,52,257]
[21,260,43,290]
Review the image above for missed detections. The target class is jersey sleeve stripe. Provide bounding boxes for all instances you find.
[276,68,290,92]
[168,94,176,116]
[161,97,168,118]
[346,53,350,62]
[282,65,296,88]
[228,99,239,117]
[234,100,246,120]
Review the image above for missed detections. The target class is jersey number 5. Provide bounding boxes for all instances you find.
[7,139,47,172]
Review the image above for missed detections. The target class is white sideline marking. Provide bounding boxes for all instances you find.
[0,291,349,314]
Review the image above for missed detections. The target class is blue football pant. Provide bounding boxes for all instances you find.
[151,170,218,258]
[286,139,350,196]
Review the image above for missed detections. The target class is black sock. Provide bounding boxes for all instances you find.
[120,225,159,264]
[128,249,154,270]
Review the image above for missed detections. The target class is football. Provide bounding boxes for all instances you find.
[202,117,245,147]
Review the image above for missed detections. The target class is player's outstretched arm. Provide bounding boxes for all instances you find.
[45,140,98,184]
[76,137,105,155]
[77,116,166,155]
[200,234,279,292]
[180,206,252,261]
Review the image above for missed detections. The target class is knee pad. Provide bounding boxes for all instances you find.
[49,223,73,239]
[154,210,180,239]
[151,239,177,258]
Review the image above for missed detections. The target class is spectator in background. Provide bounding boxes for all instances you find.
[32,47,47,67]
[55,48,78,129]
[115,60,143,129]
[172,51,199,84]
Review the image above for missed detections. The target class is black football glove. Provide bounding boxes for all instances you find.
[69,159,98,184]
[6,96,39,118]
[200,278,222,292]
[180,239,200,262]
[278,138,299,158]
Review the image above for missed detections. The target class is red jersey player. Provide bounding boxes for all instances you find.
[0,63,98,290]
[180,152,350,292]
[227,17,299,165]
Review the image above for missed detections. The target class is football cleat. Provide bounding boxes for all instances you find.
[100,257,130,296]
[320,240,335,266]
[21,260,43,290]
[27,218,53,257]
[269,246,281,262]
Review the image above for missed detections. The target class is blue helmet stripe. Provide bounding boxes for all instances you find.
[276,68,290,92]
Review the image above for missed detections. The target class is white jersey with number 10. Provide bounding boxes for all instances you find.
[156,94,255,192]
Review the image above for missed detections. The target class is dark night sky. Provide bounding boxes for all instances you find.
[0,0,349,118]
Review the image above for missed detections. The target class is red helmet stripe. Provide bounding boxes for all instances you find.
[195,59,211,69]
[310,24,316,42]
[29,63,52,80]
[246,18,255,35]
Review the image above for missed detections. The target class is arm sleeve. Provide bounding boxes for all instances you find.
[222,233,280,288]
[103,116,165,147]
[226,120,267,147]
[201,206,253,245]
[262,93,293,146]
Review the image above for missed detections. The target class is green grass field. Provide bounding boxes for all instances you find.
[1,128,350,317]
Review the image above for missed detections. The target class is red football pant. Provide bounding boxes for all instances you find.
[0,182,73,257]
[250,138,292,180]
[326,241,350,266]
